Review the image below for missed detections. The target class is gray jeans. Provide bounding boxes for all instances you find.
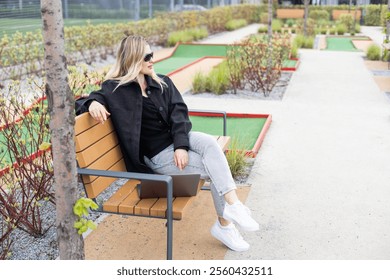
[144,131,236,217]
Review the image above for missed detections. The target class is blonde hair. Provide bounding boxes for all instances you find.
[105,35,165,91]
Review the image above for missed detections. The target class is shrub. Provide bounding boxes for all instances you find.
[258,26,268,33]
[320,28,328,35]
[208,62,230,95]
[192,72,207,93]
[225,19,248,31]
[364,4,386,26]
[366,44,381,61]
[272,19,283,33]
[383,49,390,62]
[309,10,330,21]
[293,34,305,48]
[286,19,295,27]
[260,12,269,24]
[354,24,361,34]
[290,42,298,59]
[338,14,354,33]
[191,62,229,95]
[225,137,249,179]
[167,27,208,47]
[336,24,347,35]
[293,34,314,49]
[188,27,209,40]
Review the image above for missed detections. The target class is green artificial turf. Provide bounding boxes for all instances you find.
[282,59,298,68]
[325,37,361,52]
[154,43,298,74]
[189,115,267,150]
[154,44,228,74]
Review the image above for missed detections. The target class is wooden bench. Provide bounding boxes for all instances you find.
[74,112,230,259]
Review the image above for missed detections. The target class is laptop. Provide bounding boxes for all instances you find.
[137,174,201,199]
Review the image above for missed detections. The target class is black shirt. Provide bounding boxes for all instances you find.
[140,96,173,159]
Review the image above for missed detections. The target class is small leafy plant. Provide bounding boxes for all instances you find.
[73,197,98,235]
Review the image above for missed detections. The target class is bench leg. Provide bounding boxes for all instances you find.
[166,191,173,260]
[167,213,173,260]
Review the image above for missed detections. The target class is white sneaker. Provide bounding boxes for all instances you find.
[210,220,250,252]
[223,201,259,232]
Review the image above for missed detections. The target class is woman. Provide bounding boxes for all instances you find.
[86,35,259,252]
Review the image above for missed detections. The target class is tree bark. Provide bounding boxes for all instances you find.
[303,0,309,37]
[267,0,272,38]
[40,0,84,260]
[387,0,390,41]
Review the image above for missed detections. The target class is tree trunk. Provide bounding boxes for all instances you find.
[353,0,358,34]
[267,0,272,38]
[303,0,309,37]
[40,0,84,260]
[387,0,390,41]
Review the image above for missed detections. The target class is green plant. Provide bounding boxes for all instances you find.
[383,49,390,62]
[208,62,230,95]
[290,42,298,59]
[258,26,268,33]
[309,10,330,21]
[338,14,354,33]
[286,19,295,28]
[366,44,381,61]
[272,19,283,33]
[225,137,249,179]
[336,24,347,35]
[73,197,98,235]
[167,27,208,47]
[225,19,247,31]
[192,72,207,93]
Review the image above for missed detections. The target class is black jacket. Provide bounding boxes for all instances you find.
[84,74,192,173]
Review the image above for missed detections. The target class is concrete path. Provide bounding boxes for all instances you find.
[361,26,385,47]
[184,26,390,259]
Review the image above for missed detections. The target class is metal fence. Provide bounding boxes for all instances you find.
[0,0,241,36]
[0,0,237,20]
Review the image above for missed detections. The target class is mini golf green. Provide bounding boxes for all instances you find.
[325,37,361,52]
[189,115,267,152]
[154,44,227,74]
[154,43,299,75]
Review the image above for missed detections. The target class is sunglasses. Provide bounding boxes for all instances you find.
[144,52,154,62]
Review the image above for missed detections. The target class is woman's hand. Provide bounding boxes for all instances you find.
[89,101,110,124]
[174,149,188,171]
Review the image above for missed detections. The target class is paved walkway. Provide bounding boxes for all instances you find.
[183,25,390,259]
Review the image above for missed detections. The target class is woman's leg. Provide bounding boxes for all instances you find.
[144,142,227,217]
[145,132,258,228]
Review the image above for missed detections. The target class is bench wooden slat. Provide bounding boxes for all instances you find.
[102,180,140,212]
[75,120,115,152]
[134,198,159,216]
[118,188,141,214]
[75,112,100,135]
[83,159,126,198]
[81,148,124,184]
[172,197,196,220]
[76,132,120,167]
[150,198,170,218]
[149,179,205,220]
